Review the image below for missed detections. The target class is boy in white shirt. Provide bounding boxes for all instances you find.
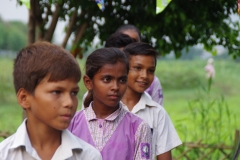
[122,42,182,160]
[0,41,102,160]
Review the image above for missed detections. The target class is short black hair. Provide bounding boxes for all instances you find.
[123,42,158,66]
[105,32,136,48]
[116,24,141,41]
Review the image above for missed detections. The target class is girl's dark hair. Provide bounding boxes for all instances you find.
[116,24,141,41]
[84,47,129,108]
[123,42,158,66]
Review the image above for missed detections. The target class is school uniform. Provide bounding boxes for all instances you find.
[123,92,182,158]
[145,76,164,106]
[69,102,152,160]
[0,119,102,160]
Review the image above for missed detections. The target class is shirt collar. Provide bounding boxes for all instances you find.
[10,119,82,160]
[131,92,157,113]
[10,119,35,153]
[51,130,82,159]
[84,102,124,121]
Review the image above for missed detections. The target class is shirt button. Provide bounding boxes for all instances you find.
[99,124,102,128]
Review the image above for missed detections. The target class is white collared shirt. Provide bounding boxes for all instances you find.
[123,92,182,157]
[0,119,102,160]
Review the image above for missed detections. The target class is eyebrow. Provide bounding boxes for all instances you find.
[52,86,79,90]
[119,75,128,79]
[131,63,155,68]
[100,74,128,79]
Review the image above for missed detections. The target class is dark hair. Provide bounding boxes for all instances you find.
[123,42,158,66]
[105,32,136,48]
[13,41,81,94]
[84,47,129,108]
[116,24,141,41]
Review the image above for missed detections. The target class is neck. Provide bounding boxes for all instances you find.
[26,119,61,159]
[121,88,142,111]
[27,121,62,146]
[92,102,119,119]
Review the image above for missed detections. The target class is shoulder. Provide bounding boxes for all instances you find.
[120,108,147,131]
[62,130,102,159]
[153,76,161,85]
[142,92,163,109]
[143,95,169,120]
[71,110,84,121]
[124,110,144,123]
[0,134,16,158]
[0,133,15,147]
[74,136,102,158]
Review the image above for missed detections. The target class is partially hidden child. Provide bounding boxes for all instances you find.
[116,24,164,106]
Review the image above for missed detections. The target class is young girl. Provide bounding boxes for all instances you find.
[116,24,164,106]
[68,48,152,160]
[122,42,182,160]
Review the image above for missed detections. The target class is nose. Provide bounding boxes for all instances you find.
[111,80,119,91]
[140,70,147,79]
[63,94,74,109]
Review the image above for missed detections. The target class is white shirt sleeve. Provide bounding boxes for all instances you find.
[155,107,182,155]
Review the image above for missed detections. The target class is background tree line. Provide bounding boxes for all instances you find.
[0,17,27,51]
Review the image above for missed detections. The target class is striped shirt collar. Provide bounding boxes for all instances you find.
[85,102,124,121]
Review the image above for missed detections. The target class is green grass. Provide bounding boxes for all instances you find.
[0,57,239,152]
[160,60,240,142]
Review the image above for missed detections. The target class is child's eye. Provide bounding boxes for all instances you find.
[119,77,127,84]
[131,66,141,72]
[52,90,61,95]
[148,69,155,74]
[103,77,111,82]
[134,66,141,70]
[71,91,79,96]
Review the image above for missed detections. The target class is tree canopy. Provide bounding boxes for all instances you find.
[19,0,239,58]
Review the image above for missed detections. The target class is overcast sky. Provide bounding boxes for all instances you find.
[0,0,66,44]
[0,0,28,22]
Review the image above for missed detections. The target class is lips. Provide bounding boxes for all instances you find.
[108,95,120,100]
[60,114,72,120]
[136,81,148,87]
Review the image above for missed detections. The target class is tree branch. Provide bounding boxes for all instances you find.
[74,23,88,44]
[61,9,78,48]
[44,2,63,41]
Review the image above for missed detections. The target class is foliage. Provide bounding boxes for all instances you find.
[17,0,239,58]
[172,79,237,159]
[0,18,27,51]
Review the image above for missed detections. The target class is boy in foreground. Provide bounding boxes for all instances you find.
[0,41,102,160]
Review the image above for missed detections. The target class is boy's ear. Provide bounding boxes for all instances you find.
[17,88,32,109]
[83,75,93,91]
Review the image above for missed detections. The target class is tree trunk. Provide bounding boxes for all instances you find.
[44,3,63,42]
[28,0,36,45]
[61,10,78,48]
[74,23,88,44]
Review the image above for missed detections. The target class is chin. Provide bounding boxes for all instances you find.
[136,89,145,94]
[107,103,120,108]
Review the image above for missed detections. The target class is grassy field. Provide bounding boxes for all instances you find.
[0,57,239,149]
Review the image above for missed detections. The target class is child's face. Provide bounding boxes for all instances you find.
[87,61,128,109]
[128,55,155,94]
[25,75,79,130]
